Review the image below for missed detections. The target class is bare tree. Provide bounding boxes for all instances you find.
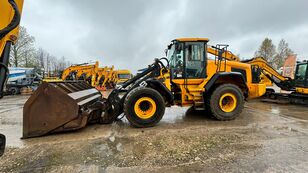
[8,26,75,77]
[274,39,294,69]
[9,26,36,67]
[36,48,47,70]
[58,56,67,71]
[255,38,276,66]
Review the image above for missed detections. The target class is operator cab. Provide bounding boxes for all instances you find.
[166,38,209,105]
[167,38,208,80]
[294,61,308,88]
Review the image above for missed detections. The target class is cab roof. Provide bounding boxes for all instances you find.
[174,38,209,42]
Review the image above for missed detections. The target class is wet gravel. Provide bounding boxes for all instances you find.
[0,95,307,173]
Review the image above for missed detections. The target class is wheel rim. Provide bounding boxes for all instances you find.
[134,97,157,119]
[219,93,237,113]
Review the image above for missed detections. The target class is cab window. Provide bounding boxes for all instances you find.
[169,43,184,78]
[295,64,307,80]
[184,42,205,78]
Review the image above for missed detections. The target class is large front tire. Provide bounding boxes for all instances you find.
[208,84,244,120]
[124,87,165,127]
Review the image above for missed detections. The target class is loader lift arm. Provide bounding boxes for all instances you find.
[0,0,23,98]
[100,58,170,123]
[0,0,23,157]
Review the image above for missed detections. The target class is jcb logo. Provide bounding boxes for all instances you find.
[139,81,147,87]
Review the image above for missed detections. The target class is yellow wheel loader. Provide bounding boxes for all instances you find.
[23,38,267,138]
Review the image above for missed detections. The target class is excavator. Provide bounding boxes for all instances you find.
[0,0,24,156]
[96,65,116,89]
[61,61,99,86]
[22,38,268,138]
[44,61,117,89]
[244,58,308,104]
[207,44,308,104]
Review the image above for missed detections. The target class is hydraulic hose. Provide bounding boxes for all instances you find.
[0,0,21,98]
[0,62,9,98]
[0,0,21,39]
[0,42,12,98]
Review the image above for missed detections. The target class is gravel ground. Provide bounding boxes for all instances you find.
[0,95,307,173]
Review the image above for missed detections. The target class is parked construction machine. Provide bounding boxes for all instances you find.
[96,65,117,89]
[0,0,24,155]
[207,45,308,104]
[61,61,99,86]
[59,61,121,89]
[23,38,268,138]
[251,59,308,104]
[115,69,132,85]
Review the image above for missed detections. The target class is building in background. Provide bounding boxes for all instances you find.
[282,55,297,79]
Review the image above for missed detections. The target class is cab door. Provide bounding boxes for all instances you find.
[294,62,308,88]
[184,42,207,80]
[169,41,207,105]
[169,42,206,80]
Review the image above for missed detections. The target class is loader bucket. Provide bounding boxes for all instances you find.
[23,81,105,138]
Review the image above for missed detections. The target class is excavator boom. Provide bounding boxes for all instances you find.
[242,57,293,90]
[61,61,99,81]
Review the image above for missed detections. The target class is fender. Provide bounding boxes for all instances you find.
[145,79,174,105]
[205,72,248,97]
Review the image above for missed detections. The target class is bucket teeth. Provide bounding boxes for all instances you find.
[23,81,106,138]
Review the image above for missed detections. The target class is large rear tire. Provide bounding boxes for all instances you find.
[124,87,165,127]
[207,84,244,120]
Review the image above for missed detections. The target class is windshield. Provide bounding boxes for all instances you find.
[167,43,184,78]
[167,44,176,63]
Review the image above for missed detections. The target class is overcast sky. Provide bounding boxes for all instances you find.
[21,0,308,72]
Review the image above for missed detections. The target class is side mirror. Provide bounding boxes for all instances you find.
[0,134,5,157]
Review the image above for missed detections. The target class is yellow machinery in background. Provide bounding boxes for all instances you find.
[207,44,308,103]
[242,58,308,104]
[96,65,115,89]
[42,77,63,83]
[59,61,132,89]
[61,61,99,86]
[58,61,131,90]
[115,69,132,85]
